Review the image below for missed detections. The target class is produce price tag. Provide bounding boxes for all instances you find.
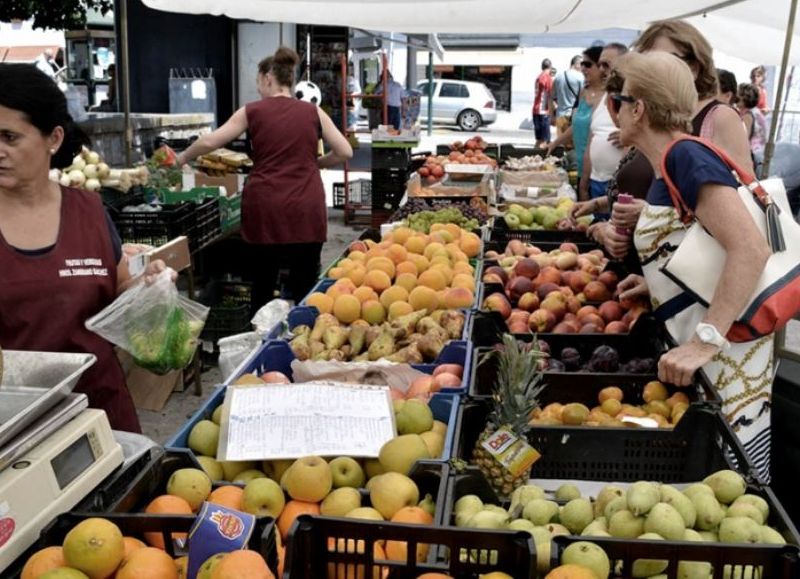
[481,426,541,478]
[217,382,396,461]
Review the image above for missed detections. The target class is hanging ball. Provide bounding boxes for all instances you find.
[295,80,322,106]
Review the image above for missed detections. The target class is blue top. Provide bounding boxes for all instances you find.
[647,141,739,210]
[553,70,584,118]
[572,96,593,175]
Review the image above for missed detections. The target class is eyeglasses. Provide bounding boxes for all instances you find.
[609,93,636,113]
[581,60,596,68]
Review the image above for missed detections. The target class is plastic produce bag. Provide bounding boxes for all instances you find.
[251,298,290,338]
[217,331,262,380]
[86,269,209,374]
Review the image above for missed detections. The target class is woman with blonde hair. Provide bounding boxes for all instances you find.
[613,51,773,478]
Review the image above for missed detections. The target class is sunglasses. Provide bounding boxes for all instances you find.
[581,60,596,68]
[609,93,636,113]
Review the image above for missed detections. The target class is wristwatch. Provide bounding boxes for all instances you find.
[695,322,730,350]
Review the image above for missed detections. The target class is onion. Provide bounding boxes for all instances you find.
[97,162,110,179]
[49,169,61,182]
[86,151,101,165]
[68,169,86,186]
[83,164,99,179]
[84,178,101,192]
[59,174,72,187]
[71,156,86,171]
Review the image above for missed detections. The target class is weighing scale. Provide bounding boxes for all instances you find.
[0,395,124,572]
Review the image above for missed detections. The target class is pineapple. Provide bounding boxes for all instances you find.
[472,334,546,498]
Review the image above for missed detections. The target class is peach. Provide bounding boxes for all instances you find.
[513,258,540,280]
[598,270,619,291]
[568,270,593,294]
[485,250,500,260]
[553,321,578,334]
[483,292,512,319]
[408,286,439,314]
[404,236,426,255]
[388,301,414,321]
[580,312,605,329]
[395,272,418,294]
[560,242,579,253]
[604,321,628,334]
[380,285,410,309]
[333,294,362,324]
[517,292,540,312]
[361,300,386,325]
[363,269,392,293]
[444,287,474,309]
[353,286,379,303]
[407,376,437,399]
[539,266,563,286]
[505,239,526,256]
[433,364,464,378]
[482,273,504,285]
[459,232,482,258]
[576,305,599,320]
[433,372,462,389]
[306,292,334,314]
[508,321,530,334]
[451,273,476,292]
[507,277,534,302]
[483,266,508,285]
[565,296,582,314]
[580,323,603,334]
[598,301,624,323]
[508,310,531,325]
[396,260,418,276]
[349,241,368,253]
[418,269,447,291]
[532,253,554,269]
[528,309,557,332]
[536,282,561,301]
[583,281,612,302]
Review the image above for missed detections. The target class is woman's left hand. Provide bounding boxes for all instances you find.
[657,341,719,386]
[143,259,177,285]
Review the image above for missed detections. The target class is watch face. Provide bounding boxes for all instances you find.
[698,327,715,342]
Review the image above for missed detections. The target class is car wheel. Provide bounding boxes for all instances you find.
[457,109,482,131]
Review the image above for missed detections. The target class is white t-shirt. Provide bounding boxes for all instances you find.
[589,93,624,182]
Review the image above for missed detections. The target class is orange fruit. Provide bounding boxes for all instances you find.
[385,507,433,562]
[117,546,178,579]
[207,485,244,511]
[366,256,396,278]
[353,286,379,303]
[417,269,447,291]
[122,536,147,559]
[21,546,65,579]
[143,495,193,549]
[379,286,409,309]
[306,292,334,315]
[363,270,392,293]
[277,500,321,540]
[211,549,274,579]
[333,295,362,324]
[545,564,598,579]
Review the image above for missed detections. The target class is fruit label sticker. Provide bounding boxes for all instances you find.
[481,427,541,478]
[0,501,14,548]
[187,502,256,579]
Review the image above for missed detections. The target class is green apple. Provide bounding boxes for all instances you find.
[187,420,220,457]
[233,469,268,484]
[504,213,521,230]
[369,472,419,519]
[519,208,534,225]
[262,459,293,483]
[321,487,362,517]
[329,456,365,488]
[196,456,224,482]
[241,477,285,517]
[166,468,212,511]
[282,456,333,502]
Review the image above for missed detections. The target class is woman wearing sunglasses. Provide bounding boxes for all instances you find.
[612,52,773,479]
[546,46,604,198]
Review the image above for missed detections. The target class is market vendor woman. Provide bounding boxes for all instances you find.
[0,64,165,432]
[176,47,353,310]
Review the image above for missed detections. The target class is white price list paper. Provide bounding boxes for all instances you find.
[217,383,396,461]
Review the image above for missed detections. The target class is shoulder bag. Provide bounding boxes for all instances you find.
[659,135,800,342]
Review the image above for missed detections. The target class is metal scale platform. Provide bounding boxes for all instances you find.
[0,350,125,572]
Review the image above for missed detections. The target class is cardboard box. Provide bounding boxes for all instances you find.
[117,350,184,411]
[127,237,192,277]
[182,171,246,197]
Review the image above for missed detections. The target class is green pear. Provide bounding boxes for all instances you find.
[395,399,434,434]
[691,493,725,531]
[555,483,581,501]
[727,502,765,524]
[582,518,610,537]
[680,529,713,579]
[455,494,484,514]
[732,494,769,522]
[759,525,786,545]
[627,481,660,516]
[632,533,667,578]
[561,541,611,579]
[644,502,686,540]
[660,485,697,528]
[560,498,594,534]
[719,517,761,543]
[703,470,746,504]
[522,499,559,526]
[683,483,715,502]
[594,485,624,518]
[378,434,431,475]
[698,531,719,542]
[509,484,545,516]
[507,518,538,534]
[604,496,628,520]
[609,510,645,538]
[166,468,212,511]
[466,509,509,529]
[187,420,220,457]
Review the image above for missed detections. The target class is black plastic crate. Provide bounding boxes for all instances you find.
[453,400,757,483]
[550,528,799,579]
[6,512,278,578]
[190,196,222,252]
[285,515,536,578]
[489,216,594,244]
[108,194,197,249]
[372,146,411,169]
[333,179,373,209]
[199,280,252,347]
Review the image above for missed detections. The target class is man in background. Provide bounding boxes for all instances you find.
[532,58,553,147]
[383,72,405,130]
[35,48,58,78]
[551,55,584,139]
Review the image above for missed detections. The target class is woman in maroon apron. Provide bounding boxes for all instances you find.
[176,47,353,310]
[0,64,165,432]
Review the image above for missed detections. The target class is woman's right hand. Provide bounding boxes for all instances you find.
[611,198,646,230]
[570,199,595,218]
[617,274,650,300]
[603,227,632,259]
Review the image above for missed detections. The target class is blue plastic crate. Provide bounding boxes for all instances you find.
[166,379,459,462]
[287,305,474,344]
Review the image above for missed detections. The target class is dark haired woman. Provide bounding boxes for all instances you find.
[0,64,167,432]
[737,83,768,161]
[177,47,353,309]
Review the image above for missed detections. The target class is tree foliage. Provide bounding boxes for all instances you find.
[1,0,114,31]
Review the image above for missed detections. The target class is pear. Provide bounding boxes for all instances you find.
[644,502,686,540]
[466,509,509,529]
[368,330,395,361]
[594,485,625,518]
[321,487,362,517]
[310,313,339,342]
[758,525,786,545]
[507,518,538,535]
[691,493,725,531]
[683,483,715,502]
[719,516,762,544]
[378,434,430,475]
[390,310,427,338]
[322,325,349,350]
[604,496,628,520]
[726,502,765,524]
[395,399,434,435]
[455,494,484,515]
[632,533,667,578]
[369,472,419,519]
[483,504,510,516]
[627,481,660,516]
[582,519,610,537]
[698,531,719,542]
[509,484,545,516]
[660,485,697,528]
[561,541,611,579]
[418,493,436,517]
[348,323,367,355]
[546,523,570,536]
[704,470,746,504]
[732,494,770,522]
[560,498,594,534]
[609,510,645,538]
[523,499,559,526]
[555,483,581,501]
[289,332,312,360]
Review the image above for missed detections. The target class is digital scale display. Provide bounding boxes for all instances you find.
[50,434,95,490]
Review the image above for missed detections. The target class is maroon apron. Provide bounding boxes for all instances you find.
[242,97,327,245]
[0,186,141,432]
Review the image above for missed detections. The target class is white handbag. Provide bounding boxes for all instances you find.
[659,136,800,342]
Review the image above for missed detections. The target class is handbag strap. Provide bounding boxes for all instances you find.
[659,135,771,225]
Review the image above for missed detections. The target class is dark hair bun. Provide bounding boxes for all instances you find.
[52,120,91,170]
[273,47,300,67]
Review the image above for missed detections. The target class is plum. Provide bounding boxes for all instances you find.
[587,345,620,372]
[560,347,582,371]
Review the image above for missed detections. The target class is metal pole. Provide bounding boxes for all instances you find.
[762,0,798,176]
[427,51,433,136]
[119,0,132,166]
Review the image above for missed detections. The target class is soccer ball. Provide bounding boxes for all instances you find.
[295,80,321,105]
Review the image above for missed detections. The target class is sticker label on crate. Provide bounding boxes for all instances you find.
[481,426,541,477]
[187,502,256,579]
[217,383,396,460]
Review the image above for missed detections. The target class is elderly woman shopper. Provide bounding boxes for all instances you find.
[0,64,168,432]
[612,51,773,478]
